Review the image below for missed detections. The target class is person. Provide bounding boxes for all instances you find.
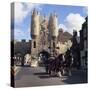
[64,49,72,76]
[56,54,64,76]
[42,51,50,73]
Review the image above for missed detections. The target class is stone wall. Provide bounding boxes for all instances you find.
[14,40,31,55]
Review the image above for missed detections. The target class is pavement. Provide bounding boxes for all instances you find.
[15,66,87,88]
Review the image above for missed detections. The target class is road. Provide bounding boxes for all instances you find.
[15,66,87,87]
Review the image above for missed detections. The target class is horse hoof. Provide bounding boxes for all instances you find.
[69,73,72,76]
[58,72,62,77]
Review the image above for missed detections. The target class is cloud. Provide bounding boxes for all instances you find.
[14,2,42,23]
[59,13,85,35]
[13,2,42,41]
[25,3,42,11]
[65,13,85,33]
[58,24,68,31]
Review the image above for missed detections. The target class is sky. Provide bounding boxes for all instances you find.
[11,2,88,41]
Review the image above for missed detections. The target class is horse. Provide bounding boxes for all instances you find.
[56,54,64,77]
[47,56,56,75]
[48,50,73,77]
[44,49,73,77]
[47,54,64,77]
[62,49,73,76]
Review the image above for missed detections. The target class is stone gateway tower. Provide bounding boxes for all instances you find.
[30,8,67,58]
[31,9,58,56]
[31,9,40,56]
[48,13,58,55]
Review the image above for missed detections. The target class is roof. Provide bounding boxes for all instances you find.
[58,30,72,43]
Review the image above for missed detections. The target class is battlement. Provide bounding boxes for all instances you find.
[32,8,39,16]
[13,39,31,43]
